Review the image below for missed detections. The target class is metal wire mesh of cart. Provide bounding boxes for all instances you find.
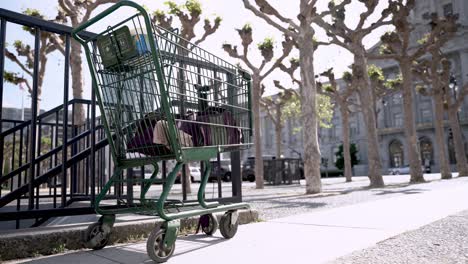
[83,9,253,163]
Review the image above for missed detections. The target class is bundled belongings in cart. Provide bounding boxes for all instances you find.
[72,1,252,262]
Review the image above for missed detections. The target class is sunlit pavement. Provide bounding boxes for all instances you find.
[15,175,468,264]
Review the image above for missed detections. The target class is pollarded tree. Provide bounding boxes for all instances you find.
[261,81,298,159]
[223,23,294,189]
[369,0,452,182]
[152,0,221,47]
[313,0,392,187]
[317,68,356,182]
[4,9,65,110]
[412,14,458,179]
[56,0,119,124]
[242,0,359,193]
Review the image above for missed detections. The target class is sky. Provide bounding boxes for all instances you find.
[1,0,391,111]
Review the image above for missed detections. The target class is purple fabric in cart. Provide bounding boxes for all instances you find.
[193,108,241,146]
[127,120,172,157]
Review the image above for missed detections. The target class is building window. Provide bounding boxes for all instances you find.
[264,118,273,146]
[332,146,340,163]
[421,109,432,123]
[392,94,402,105]
[389,140,404,168]
[394,113,403,127]
[422,12,431,20]
[419,137,433,166]
[350,121,358,137]
[443,3,453,16]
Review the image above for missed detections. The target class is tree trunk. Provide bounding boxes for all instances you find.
[447,107,468,176]
[183,164,191,194]
[354,52,384,187]
[298,27,321,194]
[433,92,452,179]
[275,104,282,159]
[400,63,425,183]
[252,78,264,189]
[340,106,352,182]
[70,40,86,193]
[70,40,85,125]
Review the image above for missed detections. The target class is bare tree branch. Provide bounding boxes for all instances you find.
[194,18,221,45]
[242,0,299,39]
[82,0,119,23]
[4,48,33,77]
[254,0,299,30]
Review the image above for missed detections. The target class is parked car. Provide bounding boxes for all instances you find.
[209,160,232,182]
[241,157,257,182]
[190,167,201,182]
[388,165,426,175]
[175,166,201,183]
[242,156,304,182]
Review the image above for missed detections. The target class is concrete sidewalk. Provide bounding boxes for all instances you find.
[17,180,468,264]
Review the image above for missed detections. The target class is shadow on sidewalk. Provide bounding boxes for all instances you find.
[373,188,427,196]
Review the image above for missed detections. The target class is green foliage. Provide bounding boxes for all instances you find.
[379,44,392,55]
[22,9,43,33]
[153,9,165,18]
[165,0,202,16]
[367,64,384,82]
[283,93,301,120]
[185,0,202,15]
[317,94,334,128]
[342,71,353,83]
[323,84,335,93]
[4,71,23,85]
[242,23,253,33]
[289,57,299,64]
[165,1,181,14]
[214,16,222,24]
[384,75,403,90]
[23,8,43,18]
[417,33,430,45]
[257,37,274,51]
[13,40,23,49]
[334,143,360,170]
[50,244,66,254]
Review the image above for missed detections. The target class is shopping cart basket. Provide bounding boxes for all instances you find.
[72,1,252,262]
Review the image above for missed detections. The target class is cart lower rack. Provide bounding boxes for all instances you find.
[72,1,252,262]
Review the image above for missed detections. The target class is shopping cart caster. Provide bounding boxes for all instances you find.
[198,214,218,236]
[219,210,239,239]
[84,215,115,250]
[147,226,176,263]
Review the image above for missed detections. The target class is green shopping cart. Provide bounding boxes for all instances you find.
[72,1,252,262]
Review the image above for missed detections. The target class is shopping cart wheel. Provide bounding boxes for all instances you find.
[147,227,175,263]
[219,211,239,239]
[200,214,218,236]
[84,222,111,250]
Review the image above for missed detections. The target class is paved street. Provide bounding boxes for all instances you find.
[11,175,468,264]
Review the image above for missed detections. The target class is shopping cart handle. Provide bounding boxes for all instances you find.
[72,0,148,44]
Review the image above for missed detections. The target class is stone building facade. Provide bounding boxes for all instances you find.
[252,0,468,176]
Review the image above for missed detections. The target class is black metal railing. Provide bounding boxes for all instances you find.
[0,8,242,230]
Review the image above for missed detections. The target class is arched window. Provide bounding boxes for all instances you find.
[389,139,404,168]
[419,137,433,166]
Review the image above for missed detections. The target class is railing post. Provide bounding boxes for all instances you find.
[0,18,6,121]
[0,18,6,197]
[61,35,70,207]
[28,27,40,210]
[90,76,96,206]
